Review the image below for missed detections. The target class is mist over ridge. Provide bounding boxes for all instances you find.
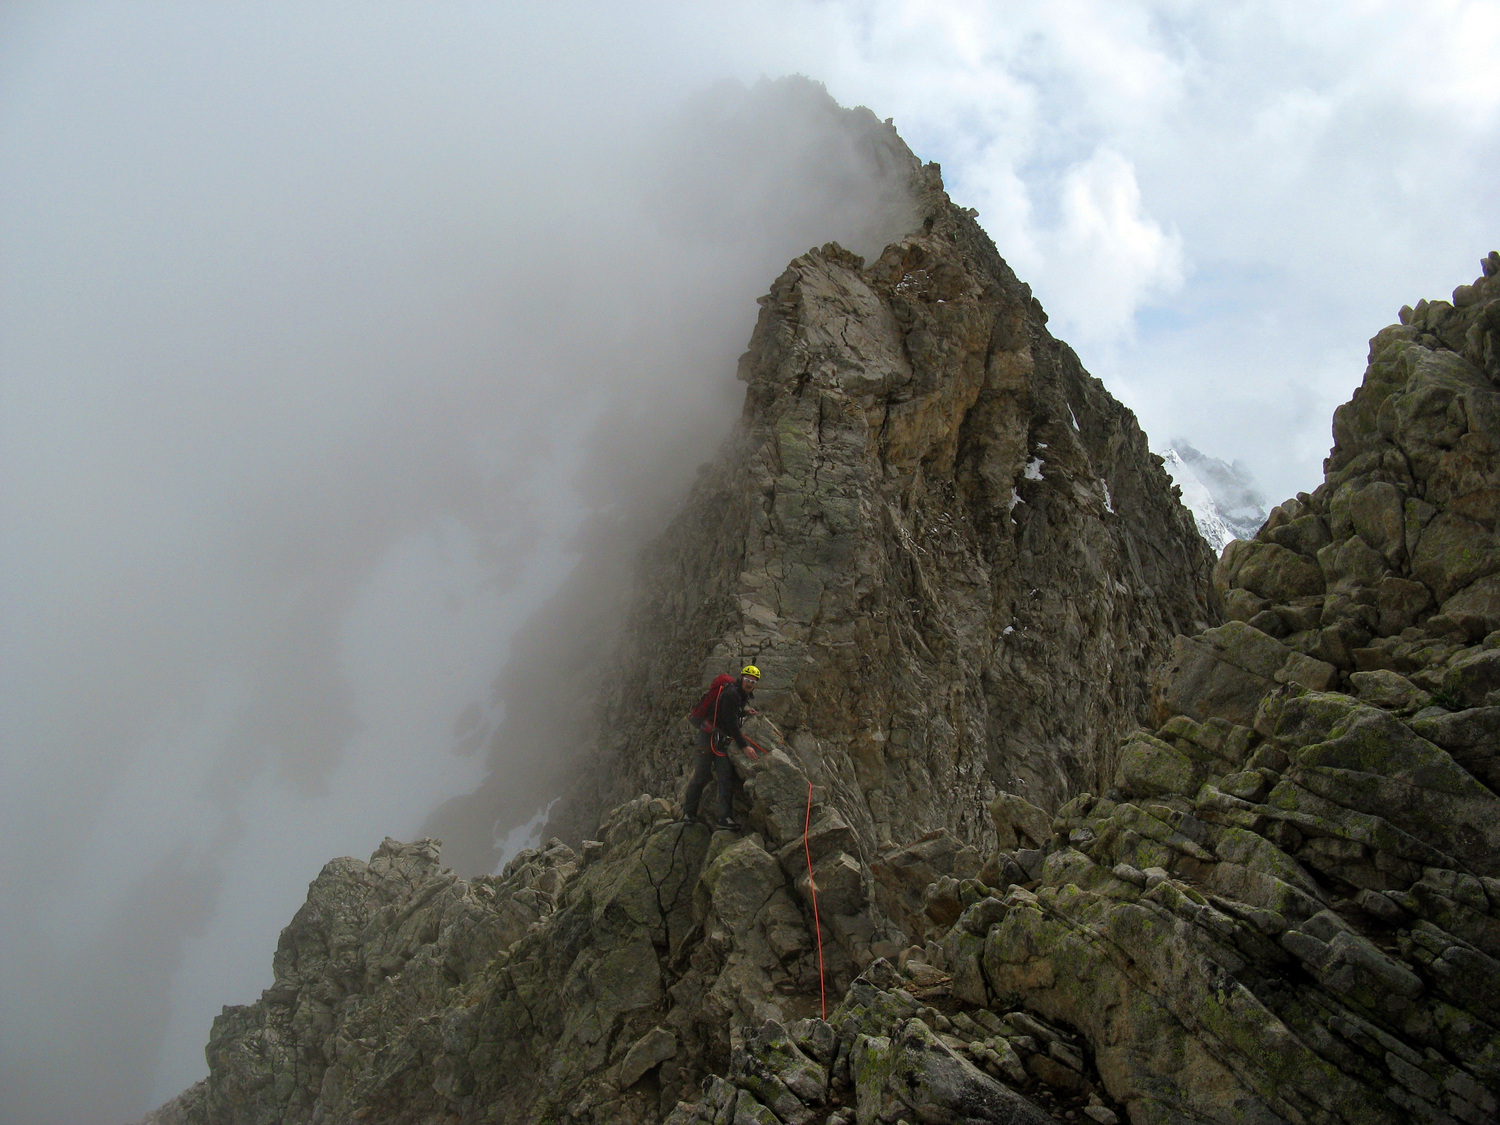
[7,5,1499,1124]
[0,19,918,1120]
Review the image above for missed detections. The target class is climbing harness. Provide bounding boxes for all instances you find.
[803,780,827,1020]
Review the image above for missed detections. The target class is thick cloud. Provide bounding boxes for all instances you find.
[0,8,925,1123]
[2,4,1496,1124]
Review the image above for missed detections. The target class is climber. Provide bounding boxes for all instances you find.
[680,665,761,831]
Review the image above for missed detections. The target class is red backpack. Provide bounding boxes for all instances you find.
[688,674,736,731]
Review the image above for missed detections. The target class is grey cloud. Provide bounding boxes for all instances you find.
[0,8,921,1123]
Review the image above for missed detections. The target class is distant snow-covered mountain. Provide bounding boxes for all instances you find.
[1159,442,1268,555]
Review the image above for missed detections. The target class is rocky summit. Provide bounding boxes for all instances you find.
[143,107,1500,1125]
[559,122,1217,858]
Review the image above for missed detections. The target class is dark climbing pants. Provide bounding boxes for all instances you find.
[683,731,734,822]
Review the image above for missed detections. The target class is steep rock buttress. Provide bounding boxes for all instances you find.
[557,150,1216,861]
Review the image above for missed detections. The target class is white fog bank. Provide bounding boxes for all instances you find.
[0,9,919,1123]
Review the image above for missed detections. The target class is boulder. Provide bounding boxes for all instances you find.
[1375,575,1435,635]
[1216,539,1325,602]
[1349,669,1428,710]
[1442,647,1500,708]
[1335,480,1410,567]
[1442,571,1500,631]
[1159,623,1336,726]
[1115,731,1206,799]
[871,829,983,942]
[797,851,866,918]
[617,1026,679,1089]
[732,1020,827,1120]
[1276,692,1500,875]
[1263,513,1332,558]
[854,1019,1052,1125]
[1410,706,1500,792]
[1160,634,1277,727]
[1321,534,1391,590]
[990,792,1052,851]
[1412,511,1500,603]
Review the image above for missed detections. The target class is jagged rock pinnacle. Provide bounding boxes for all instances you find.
[555,123,1216,860]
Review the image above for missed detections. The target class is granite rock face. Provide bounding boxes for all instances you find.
[650,259,1500,1122]
[557,136,1215,863]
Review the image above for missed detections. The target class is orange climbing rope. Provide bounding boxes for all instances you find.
[803,780,827,1020]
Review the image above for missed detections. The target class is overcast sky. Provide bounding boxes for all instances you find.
[2,3,1497,1124]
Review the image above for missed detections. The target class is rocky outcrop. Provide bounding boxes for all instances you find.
[621,258,1500,1124]
[143,762,1124,1124]
[147,740,928,1124]
[893,255,1500,1125]
[554,132,1215,866]
[1212,251,1500,686]
[660,958,1123,1125]
[143,837,580,1124]
[577,256,1500,1123]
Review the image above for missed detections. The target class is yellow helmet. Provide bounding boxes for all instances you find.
[741,665,761,679]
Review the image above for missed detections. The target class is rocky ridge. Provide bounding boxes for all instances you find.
[142,744,1131,1124]
[141,109,1217,1123]
[616,255,1500,1123]
[139,126,1500,1125]
[554,130,1216,861]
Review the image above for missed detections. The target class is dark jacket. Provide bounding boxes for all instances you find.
[707,677,752,749]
